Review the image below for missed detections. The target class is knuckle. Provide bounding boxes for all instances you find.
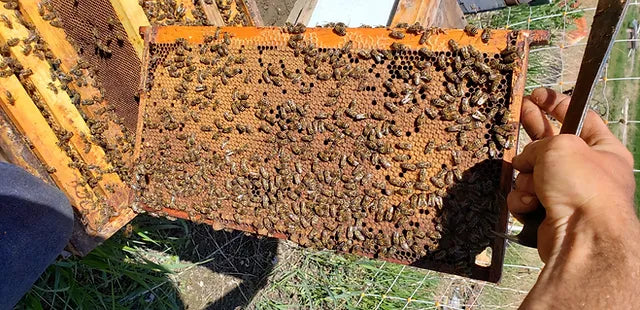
[546,134,582,150]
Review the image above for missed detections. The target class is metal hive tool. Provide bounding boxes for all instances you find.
[133,25,545,282]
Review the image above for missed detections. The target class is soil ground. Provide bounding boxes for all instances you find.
[255,0,297,26]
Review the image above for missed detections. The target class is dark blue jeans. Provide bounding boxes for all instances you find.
[0,162,73,309]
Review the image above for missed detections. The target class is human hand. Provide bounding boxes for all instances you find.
[507,88,636,263]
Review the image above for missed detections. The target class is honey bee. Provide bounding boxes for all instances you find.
[357,49,371,59]
[378,102,398,116]
[419,31,430,45]
[445,82,458,97]
[291,22,307,34]
[407,22,424,34]
[437,141,454,151]
[333,23,347,36]
[430,176,445,188]
[459,97,470,113]
[502,52,520,63]
[430,98,445,108]
[395,142,413,150]
[481,28,492,43]
[390,42,406,51]
[501,46,519,56]
[299,86,312,94]
[341,40,353,54]
[317,72,331,81]
[6,38,19,47]
[474,146,489,158]
[445,124,462,132]
[304,66,317,75]
[436,54,447,69]
[327,89,341,97]
[423,141,435,154]
[488,140,499,158]
[474,61,492,74]
[464,25,478,36]
[424,107,438,119]
[45,164,57,174]
[440,93,456,103]
[470,90,488,106]
[47,82,58,94]
[448,39,459,52]
[418,49,435,60]
[370,49,383,63]
[5,90,14,105]
[389,30,405,39]
[0,14,11,29]
[400,163,417,171]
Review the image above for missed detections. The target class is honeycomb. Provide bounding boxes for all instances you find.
[134,25,523,280]
[51,0,142,131]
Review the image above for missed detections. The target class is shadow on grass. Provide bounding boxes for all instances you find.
[17,216,278,309]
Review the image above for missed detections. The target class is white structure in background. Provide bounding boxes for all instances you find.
[306,0,397,27]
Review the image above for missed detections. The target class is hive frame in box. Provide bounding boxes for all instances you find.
[134,26,548,282]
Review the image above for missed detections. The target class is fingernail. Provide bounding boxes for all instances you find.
[521,195,534,205]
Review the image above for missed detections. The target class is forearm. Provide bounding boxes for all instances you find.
[521,207,640,309]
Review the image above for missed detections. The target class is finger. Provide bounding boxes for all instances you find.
[514,173,535,194]
[520,90,566,140]
[512,138,549,173]
[507,190,539,220]
[528,88,614,146]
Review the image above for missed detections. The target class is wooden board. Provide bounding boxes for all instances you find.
[287,0,319,25]
[391,0,466,28]
[199,0,227,26]
[109,0,151,59]
[241,0,264,26]
[0,109,53,184]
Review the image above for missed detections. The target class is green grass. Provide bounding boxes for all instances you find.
[16,216,195,310]
[467,1,583,42]
[254,250,439,309]
[598,5,640,117]
[590,4,640,211]
[476,243,542,309]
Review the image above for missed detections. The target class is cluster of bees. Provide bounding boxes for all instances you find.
[140,0,250,27]
[36,0,63,28]
[0,3,135,226]
[210,0,250,26]
[136,22,520,273]
[140,0,209,26]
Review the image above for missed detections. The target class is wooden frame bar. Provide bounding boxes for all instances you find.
[199,0,226,26]
[240,0,264,26]
[391,0,466,28]
[0,109,53,183]
[109,0,151,59]
[287,0,319,25]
